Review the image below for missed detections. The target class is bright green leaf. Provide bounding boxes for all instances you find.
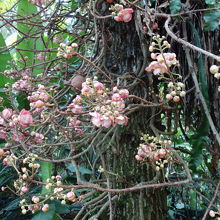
[40,161,53,194]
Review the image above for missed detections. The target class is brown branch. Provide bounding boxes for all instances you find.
[27,178,192,193]
[164,16,220,61]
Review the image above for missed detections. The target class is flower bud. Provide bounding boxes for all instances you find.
[210,65,219,74]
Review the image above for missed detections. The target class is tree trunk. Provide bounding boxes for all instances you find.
[96,6,168,219]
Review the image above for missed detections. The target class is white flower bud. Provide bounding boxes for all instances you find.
[210,65,219,74]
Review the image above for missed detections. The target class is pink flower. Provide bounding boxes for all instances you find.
[0,117,5,126]
[0,130,7,139]
[42,204,49,212]
[93,81,104,90]
[66,192,76,200]
[69,117,81,126]
[112,93,122,101]
[101,115,113,128]
[90,112,102,127]
[37,52,45,61]
[21,186,29,193]
[115,115,128,125]
[81,85,92,97]
[73,95,83,104]
[156,53,177,67]
[116,8,134,23]
[135,155,143,161]
[12,132,25,142]
[18,109,33,127]
[151,53,158,59]
[113,100,125,111]
[34,100,44,108]
[69,104,83,113]
[2,109,13,119]
[119,89,129,98]
[145,61,169,75]
[138,148,147,157]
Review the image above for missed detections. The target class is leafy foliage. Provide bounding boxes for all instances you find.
[169,0,182,14]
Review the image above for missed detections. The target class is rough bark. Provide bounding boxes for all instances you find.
[96,7,168,219]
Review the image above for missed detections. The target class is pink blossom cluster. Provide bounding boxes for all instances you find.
[12,69,32,92]
[57,43,78,59]
[110,4,134,23]
[30,131,44,144]
[37,52,45,61]
[135,144,169,162]
[114,8,134,23]
[12,79,31,92]
[135,135,172,170]
[68,78,129,128]
[145,52,178,75]
[28,84,50,112]
[0,109,33,130]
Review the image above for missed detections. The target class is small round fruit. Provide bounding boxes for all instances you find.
[180,91,186,97]
[214,73,220,79]
[166,94,173,100]
[173,96,180,102]
[170,91,176,96]
[210,65,219,74]
[71,75,85,91]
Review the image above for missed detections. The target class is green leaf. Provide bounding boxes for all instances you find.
[0,33,12,74]
[17,0,38,66]
[203,10,220,31]
[67,163,92,175]
[54,200,71,214]
[40,161,53,194]
[16,93,30,110]
[169,0,181,14]
[32,204,56,220]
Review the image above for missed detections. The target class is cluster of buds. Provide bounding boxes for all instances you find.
[36,52,45,61]
[145,35,186,102]
[46,175,76,203]
[165,82,186,102]
[30,131,44,144]
[20,183,77,215]
[20,198,48,215]
[28,84,50,113]
[135,134,172,171]
[8,109,33,128]
[14,177,30,195]
[11,69,32,92]
[109,4,134,23]
[23,153,40,169]
[19,175,77,214]
[57,43,78,59]
[210,64,220,79]
[146,35,179,76]
[12,79,31,92]
[68,77,129,128]
[0,109,34,142]
[2,152,18,166]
